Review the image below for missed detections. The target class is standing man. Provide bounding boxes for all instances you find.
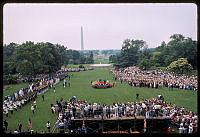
[46,121,51,133]
[18,123,22,133]
[63,79,66,88]
[31,104,35,114]
[33,100,37,109]
[10,105,14,115]
[42,94,44,101]
[136,93,139,100]
[72,107,76,119]
[4,107,8,117]
[68,82,71,87]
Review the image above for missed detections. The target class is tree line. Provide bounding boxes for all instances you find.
[109,34,197,74]
[3,41,94,84]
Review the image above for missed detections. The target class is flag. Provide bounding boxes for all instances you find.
[144,119,147,129]
[82,120,85,128]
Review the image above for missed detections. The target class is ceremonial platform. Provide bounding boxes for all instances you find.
[69,116,170,133]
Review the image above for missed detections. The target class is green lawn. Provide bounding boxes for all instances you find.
[3,67,197,133]
[3,82,31,97]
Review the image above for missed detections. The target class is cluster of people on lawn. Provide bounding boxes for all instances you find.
[3,119,51,134]
[16,74,53,83]
[51,96,197,134]
[91,79,114,88]
[61,67,94,72]
[3,72,68,117]
[111,66,197,91]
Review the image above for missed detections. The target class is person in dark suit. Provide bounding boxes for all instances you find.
[42,94,44,101]
[18,123,22,133]
[136,93,139,99]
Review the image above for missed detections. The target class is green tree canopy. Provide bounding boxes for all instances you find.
[166,58,193,74]
[113,39,147,68]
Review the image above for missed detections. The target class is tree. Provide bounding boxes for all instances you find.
[109,55,117,63]
[72,50,80,65]
[166,58,193,74]
[80,53,86,64]
[154,34,197,69]
[3,43,18,62]
[138,58,151,70]
[12,41,63,78]
[89,51,94,64]
[114,39,147,68]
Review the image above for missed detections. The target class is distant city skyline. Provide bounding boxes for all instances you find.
[3,3,197,50]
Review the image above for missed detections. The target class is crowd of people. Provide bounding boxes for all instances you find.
[3,66,197,134]
[16,74,52,83]
[3,72,68,118]
[110,66,197,91]
[51,96,197,134]
[61,67,94,72]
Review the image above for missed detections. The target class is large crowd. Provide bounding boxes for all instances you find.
[3,72,68,117]
[51,96,197,134]
[61,67,94,72]
[3,66,198,134]
[111,66,197,91]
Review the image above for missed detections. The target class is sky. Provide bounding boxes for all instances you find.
[3,3,197,50]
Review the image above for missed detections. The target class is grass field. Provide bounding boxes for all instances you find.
[3,67,197,133]
[3,83,31,97]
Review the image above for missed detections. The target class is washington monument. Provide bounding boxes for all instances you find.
[81,26,84,51]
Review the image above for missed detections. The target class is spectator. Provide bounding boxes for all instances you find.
[31,105,35,114]
[110,66,197,91]
[3,107,9,117]
[53,85,56,93]
[42,94,44,101]
[136,93,139,99]
[51,96,197,134]
[46,121,51,133]
[9,105,14,115]
[33,100,37,109]
[63,79,66,88]
[18,123,23,133]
